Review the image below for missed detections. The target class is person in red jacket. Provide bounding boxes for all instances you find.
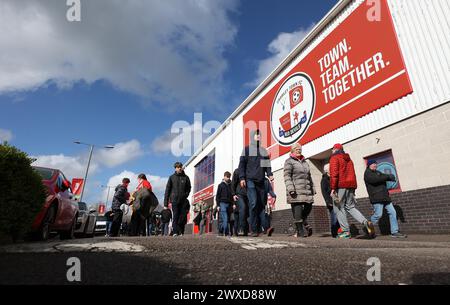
[329,143,375,239]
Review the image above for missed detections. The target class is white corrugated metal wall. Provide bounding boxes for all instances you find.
[186,0,450,213]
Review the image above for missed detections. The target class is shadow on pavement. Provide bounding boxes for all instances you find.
[410,273,450,285]
[0,252,200,285]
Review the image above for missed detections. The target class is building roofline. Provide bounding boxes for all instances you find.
[185,0,352,168]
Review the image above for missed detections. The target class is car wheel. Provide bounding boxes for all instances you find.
[60,217,76,240]
[37,206,56,241]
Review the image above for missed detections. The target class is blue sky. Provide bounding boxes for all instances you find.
[0,0,337,205]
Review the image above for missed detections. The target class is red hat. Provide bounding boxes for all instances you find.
[333,143,343,150]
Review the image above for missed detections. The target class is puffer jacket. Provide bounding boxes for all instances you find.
[283,155,315,204]
[329,150,357,190]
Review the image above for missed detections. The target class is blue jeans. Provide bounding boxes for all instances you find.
[219,202,230,235]
[237,195,249,234]
[328,209,340,237]
[148,223,154,236]
[371,202,399,234]
[246,180,268,233]
[106,221,112,235]
[161,223,169,236]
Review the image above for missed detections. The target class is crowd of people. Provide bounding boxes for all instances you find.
[104,129,406,239]
[105,162,192,237]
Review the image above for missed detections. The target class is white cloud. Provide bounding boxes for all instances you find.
[250,25,315,86]
[0,128,13,142]
[32,153,95,179]
[102,170,168,208]
[0,0,238,110]
[95,139,143,168]
[31,139,143,179]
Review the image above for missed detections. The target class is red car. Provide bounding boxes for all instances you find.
[31,166,79,240]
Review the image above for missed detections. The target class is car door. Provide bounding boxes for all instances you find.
[88,212,96,234]
[57,172,77,228]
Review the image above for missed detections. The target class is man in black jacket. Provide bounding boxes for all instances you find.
[231,168,249,236]
[164,162,191,236]
[110,178,130,237]
[216,171,233,236]
[238,129,274,237]
[364,160,406,238]
[321,164,340,238]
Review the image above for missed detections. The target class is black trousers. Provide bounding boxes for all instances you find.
[110,209,123,237]
[171,202,187,235]
[290,203,313,224]
[129,210,145,236]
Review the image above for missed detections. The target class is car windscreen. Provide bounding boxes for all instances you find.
[96,216,107,221]
[33,167,54,180]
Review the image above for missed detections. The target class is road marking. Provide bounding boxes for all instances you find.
[226,237,313,250]
[0,241,145,253]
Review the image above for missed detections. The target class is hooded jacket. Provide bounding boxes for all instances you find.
[329,150,357,190]
[283,154,315,204]
[216,180,233,205]
[364,167,396,204]
[238,130,273,183]
[164,171,192,207]
[112,184,128,210]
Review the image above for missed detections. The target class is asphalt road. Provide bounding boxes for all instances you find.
[1,234,449,285]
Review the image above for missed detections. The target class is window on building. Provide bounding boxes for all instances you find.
[194,150,215,193]
[364,150,401,193]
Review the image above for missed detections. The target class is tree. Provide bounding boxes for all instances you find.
[0,142,46,242]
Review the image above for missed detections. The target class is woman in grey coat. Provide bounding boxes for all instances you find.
[283,143,315,237]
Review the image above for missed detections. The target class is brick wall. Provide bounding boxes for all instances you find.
[271,184,450,235]
[185,184,450,235]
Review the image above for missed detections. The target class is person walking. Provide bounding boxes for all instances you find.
[263,177,277,234]
[164,162,191,237]
[193,200,211,235]
[364,160,407,238]
[129,173,154,236]
[231,168,249,236]
[104,210,114,237]
[321,164,340,238]
[110,178,130,237]
[283,143,315,238]
[330,143,375,239]
[215,171,233,236]
[238,129,274,237]
[160,207,172,236]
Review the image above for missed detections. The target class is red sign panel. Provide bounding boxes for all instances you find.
[71,178,84,199]
[193,185,214,204]
[243,0,413,159]
[98,203,105,215]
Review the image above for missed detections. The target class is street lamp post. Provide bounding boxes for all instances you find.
[74,141,114,203]
[101,185,114,207]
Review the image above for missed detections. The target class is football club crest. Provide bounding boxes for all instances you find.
[270,72,315,146]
